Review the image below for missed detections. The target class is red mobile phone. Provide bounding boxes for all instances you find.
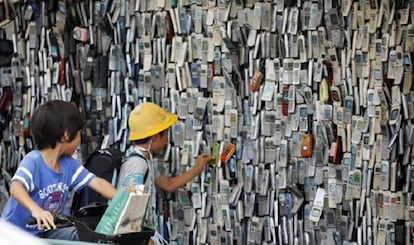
[165,14,174,43]
[281,85,289,116]
[220,143,236,163]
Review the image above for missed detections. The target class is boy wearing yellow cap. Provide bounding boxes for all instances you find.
[117,102,212,241]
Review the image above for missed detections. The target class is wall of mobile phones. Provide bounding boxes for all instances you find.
[0,0,413,244]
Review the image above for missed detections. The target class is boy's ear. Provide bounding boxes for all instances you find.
[62,130,70,142]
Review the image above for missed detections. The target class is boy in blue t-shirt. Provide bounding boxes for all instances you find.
[1,100,117,240]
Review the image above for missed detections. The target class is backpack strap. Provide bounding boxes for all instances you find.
[126,152,150,183]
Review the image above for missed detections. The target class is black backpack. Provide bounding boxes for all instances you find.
[71,148,123,216]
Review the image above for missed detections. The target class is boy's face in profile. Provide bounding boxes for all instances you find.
[63,131,81,155]
[151,128,170,154]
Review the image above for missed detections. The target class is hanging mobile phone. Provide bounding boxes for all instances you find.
[73,26,89,42]
[329,138,341,164]
[298,105,308,132]
[301,133,313,158]
[220,143,236,163]
[281,85,289,116]
[250,61,264,92]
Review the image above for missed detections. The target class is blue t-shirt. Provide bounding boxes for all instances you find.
[1,150,95,235]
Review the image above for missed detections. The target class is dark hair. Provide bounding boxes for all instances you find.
[130,129,168,145]
[30,100,84,149]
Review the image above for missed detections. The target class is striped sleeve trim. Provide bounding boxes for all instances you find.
[71,165,85,185]
[16,167,34,191]
[11,176,30,191]
[72,173,95,192]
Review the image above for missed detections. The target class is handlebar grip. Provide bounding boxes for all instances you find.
[27,216,37,226]
[26,213,73,229]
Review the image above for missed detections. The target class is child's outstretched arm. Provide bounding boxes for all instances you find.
[155,153,213,193]
[9,181,56,230]
[88,177,117,199]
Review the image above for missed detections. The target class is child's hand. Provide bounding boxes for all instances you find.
[31,208,56,231]
[196,153,214,168]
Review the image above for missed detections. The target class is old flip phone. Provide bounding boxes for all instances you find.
[281,85,289,116]
[301,133,313,158]
[250,61,264,92]
[298,105,309,132]
[329,138,341,164]
[220,143,236,163]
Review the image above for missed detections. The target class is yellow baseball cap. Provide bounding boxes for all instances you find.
[128,102,178,141]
